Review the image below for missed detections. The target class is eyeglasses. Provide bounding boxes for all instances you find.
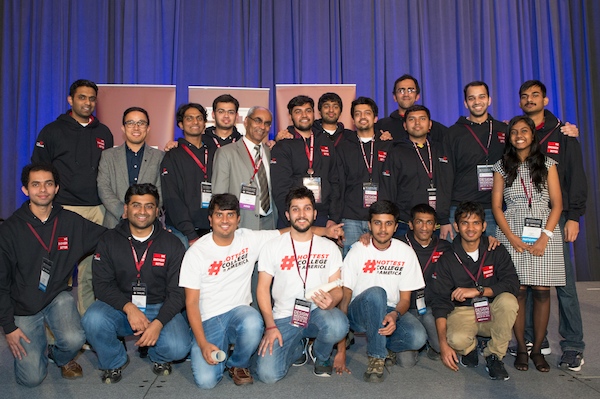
[124,120,149,128]
[395,88,417,94]
[184,115,204,122]
[247,116,272,128]
[215,109,236,116]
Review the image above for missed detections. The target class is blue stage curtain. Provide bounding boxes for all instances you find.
[1,0,598,279]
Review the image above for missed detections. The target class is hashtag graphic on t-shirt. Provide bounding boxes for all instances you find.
[362,260,377,274]
[280,256,296,270]
[208,260,223,275]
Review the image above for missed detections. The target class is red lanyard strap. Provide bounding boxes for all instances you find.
[413,139,433,181]
[129,239,153,279]
[291,235,313,291]
[182,144,208,179]
[520,177,533,209]
[538,121,561,144]
[359,138,374,176]
[464,122,493,158]
[453,250,488,286]
[27,217,58,254]
[304,133,315,170]
[405,234,438,273]
[243,141,263,182]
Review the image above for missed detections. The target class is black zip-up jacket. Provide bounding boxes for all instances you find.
[381,140,452,224]
[92,219,185,326]
[429,236,519,319]
[203,126,242,151]
[160,138,216,238]
[0,202,106,334]
[32,112,113,206]
[401,232,452,309]
[312,119,353,147]
[376,110,447,145]
[535,110,587,221]
[333,133,393,222]
[446,115,507,208]
[270,127,341,225]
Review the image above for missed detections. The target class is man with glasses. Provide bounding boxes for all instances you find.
[161,103,216,248]
[377,74,447,144]
[97,107,164,229]
[32,79,113,315]
[204,94,243,150]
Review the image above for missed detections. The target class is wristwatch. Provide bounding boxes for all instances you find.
[542,229,554,238]
[477,285,485,297]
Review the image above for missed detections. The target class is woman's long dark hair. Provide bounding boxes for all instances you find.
[502,115,547,192]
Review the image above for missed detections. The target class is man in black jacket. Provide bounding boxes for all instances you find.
[204,94,243,150]
[0,164,106,386]
[82,184,190,384]
[429,202,519,381]
[312,92,353,146]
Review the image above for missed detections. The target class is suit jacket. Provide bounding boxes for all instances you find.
[97,143,164,228]
[212,140,276,230]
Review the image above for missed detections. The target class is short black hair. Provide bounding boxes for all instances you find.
[287,95,314,114]
[318,92,342,112]
[368,200,400,223]
[351,96,378,118]
[454,201,485,224]
[122,106,150,125]
[285,186,316,211]
[124,183,160,206]
[519,80,547,97]
[208,193,240,216]
[463,81,489,101]
[69,79,98,97]
[176,103,207,125]
[212,94,240,112]
[21,163,60,187]
[393,74,421,95]
[404,104,430,120]
[410,203,437,223]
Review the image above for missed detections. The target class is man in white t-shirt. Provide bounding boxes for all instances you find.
[179,193,342,389]
[335,200,427,382]
[255,187,349,382]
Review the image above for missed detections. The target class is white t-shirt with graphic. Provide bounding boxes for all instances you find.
[179,228,280,321]
[258,232,342,320]
[343,238,425,308]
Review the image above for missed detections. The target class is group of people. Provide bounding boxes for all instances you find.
[0,75,587,388]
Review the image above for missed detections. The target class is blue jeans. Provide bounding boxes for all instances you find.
[82,300,191,369]
[190,305,264,389]
[524,214,585,353]
[13,291,85,387]
[342,219,369,257]
[408,307,440,353]
[166,225,189,249]
[449,205,497,239]
[255,307,348,384]
[347,287,427,360]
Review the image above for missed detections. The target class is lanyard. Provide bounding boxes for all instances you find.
[405,234,438,273]
[453,250,488,286]
[27,217,58,255]
[182,144,208,180]
[334,132,344,147]
[129,239,154,280]
[242,141,263,182]
[304,132,315,172]
[464,122,493,162]
[291,235,313,292]
[212,136,237,148]
[359,137,374,177]
[413,139,433,183]
[538,121,562,145]
[520,177,533,209]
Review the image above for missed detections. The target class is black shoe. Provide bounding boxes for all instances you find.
[138,346,149,358]
[486,354,510,380]
[152,362,172,376]
[292,338,309,366]
[101,355,130,384]
[460,350,479,368]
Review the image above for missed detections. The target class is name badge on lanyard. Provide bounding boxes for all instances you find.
[201,182,212,209]
[303,176,322,203]
[132,282,147,313]
[522,217,542,244]
[239,184,257,210]
[427,187,437,210]
[363,182,378,208]
[291,298,312,328]
[39,258,53,292]
[415,289,426,315]
[473,296,492,322]
[476,165,493,191]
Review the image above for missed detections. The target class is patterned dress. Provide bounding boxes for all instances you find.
[492,157,565,286]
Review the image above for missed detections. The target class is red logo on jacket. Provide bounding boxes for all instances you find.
[378,150,387,162]
[96,138,105,150]
[57,237,69,250]
[497,132,506,143]
[483,265,494,279]
[547,142,560,154]
[320,146,330,156]
[152,253,166,267]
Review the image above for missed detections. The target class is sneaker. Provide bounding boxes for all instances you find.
[385,349,397,367]
[485,354,510,380]
[101,355,130,384]
[345,331,355,350]
[228,367,254,385]
[509,339,551,356]
[559,350,585,372]
[152,362,172,376]
[426,346,440,361]
[541,338,551,355]
[477,336,490,356]
[364,356,385,383]
[60,360,83,379]
[293,338,309,367]
[460,350,479,368]
[313,357,333,377]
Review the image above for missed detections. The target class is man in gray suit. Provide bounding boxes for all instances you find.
[97,107,164,228]
[212,106,276,230]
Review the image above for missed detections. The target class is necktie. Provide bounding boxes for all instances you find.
[254,145,270,212]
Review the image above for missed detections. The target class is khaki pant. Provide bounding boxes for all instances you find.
[62,204,105,316]
[446,292,518,359]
